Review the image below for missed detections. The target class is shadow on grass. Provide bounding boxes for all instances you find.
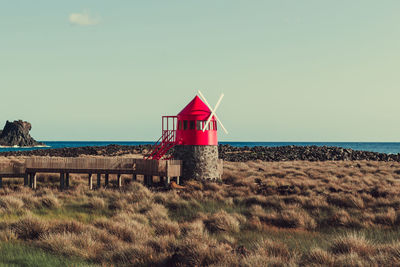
[32,202,114,223]
[229,226,400,253]
[166,199,248,222]
[0,242,96,267]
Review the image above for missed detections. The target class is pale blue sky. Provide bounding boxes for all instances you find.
[1,1,400,141]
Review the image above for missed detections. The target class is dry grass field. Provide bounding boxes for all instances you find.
[2,157,400,266]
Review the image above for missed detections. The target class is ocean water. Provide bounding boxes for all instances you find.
[1,141,400,155]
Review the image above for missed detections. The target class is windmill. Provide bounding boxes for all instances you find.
[145,90,227,176]
[145,90,226,181]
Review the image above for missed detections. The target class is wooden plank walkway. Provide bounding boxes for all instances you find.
[0,158,182,190]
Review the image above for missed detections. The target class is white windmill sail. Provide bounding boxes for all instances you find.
[198,90,229,134]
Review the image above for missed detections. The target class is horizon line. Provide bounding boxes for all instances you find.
[38,140,400,143]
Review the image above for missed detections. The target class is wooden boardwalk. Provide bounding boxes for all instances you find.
[0,158,182,190]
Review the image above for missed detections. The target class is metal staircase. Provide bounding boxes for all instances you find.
[145,116,177,160]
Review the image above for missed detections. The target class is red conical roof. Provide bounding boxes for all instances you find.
[178,95,211,116]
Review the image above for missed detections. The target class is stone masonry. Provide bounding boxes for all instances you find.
[173,145,223,181]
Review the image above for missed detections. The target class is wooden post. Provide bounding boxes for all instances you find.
[143,175,153,187]
[97,173,101,188]
[166,177,171,186]
[65,173,70,188]
[60,173,65,191]
[105,174,109,187]
[29,173,33,188]
[24,174,29,186]
[0,176,2,188]
[32,173,37,190]
[176,176,180,185]
[117,174,122,188]
[166,161,169,183]
[88,173,93,190]
[132,173,137,182]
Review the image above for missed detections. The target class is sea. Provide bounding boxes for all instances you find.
[1,141,400,155]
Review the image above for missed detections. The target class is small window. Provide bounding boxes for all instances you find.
[183,120,188,130]
[214,121,217,130]
[178,121,182,130]
[209,121,213,130]
[196,120,202,130]
[189,120,195,130]
[203,121,209,130]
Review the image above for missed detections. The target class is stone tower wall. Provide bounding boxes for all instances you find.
[173,145,222,181]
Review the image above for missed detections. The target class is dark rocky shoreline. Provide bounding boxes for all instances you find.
[218,145,400,162]
[1,144,400,162]
[0,144,149,157]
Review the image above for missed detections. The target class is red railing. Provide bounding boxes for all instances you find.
[144,116,177,160]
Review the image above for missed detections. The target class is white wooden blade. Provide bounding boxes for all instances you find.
[198,90,212,110]
[214,113,229,134]
[203,94,223,132]
[198,90,229,134]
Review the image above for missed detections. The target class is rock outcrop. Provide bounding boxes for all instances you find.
[0,120,44,147]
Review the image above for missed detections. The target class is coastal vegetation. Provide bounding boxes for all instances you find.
[1,157,400,266]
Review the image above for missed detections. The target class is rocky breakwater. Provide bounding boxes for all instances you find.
[0,144,152,157]
[218,144,400,162]
[1,143,400,163]
[0,120,44,147]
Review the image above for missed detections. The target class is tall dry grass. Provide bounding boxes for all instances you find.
[1,157,400,265]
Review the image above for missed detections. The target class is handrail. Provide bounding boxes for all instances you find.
[144,135,163,159]
[150,130,177,160]
[145,116,178,160]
